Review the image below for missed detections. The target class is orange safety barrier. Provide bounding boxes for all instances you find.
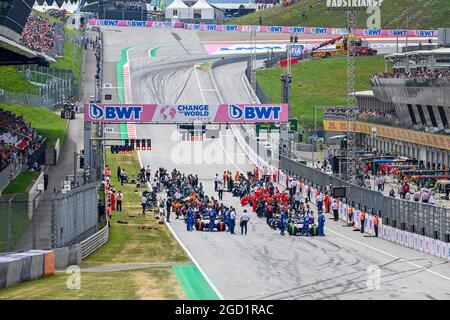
[43,250,55,276]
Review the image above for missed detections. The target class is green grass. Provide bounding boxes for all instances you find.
[2,171,38,194]
[0,103,68,147]
[256,55,385,128]
[0,66,37,94]
[0,268,186,300]
[81,150,190,268]
[229,0,450,29]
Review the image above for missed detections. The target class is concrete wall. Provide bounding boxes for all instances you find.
[28,172,44,220]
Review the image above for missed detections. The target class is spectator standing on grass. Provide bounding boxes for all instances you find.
[116,191,123,212]
[141,193,147,215]
[107,205,112,227]
[117,166,121,182]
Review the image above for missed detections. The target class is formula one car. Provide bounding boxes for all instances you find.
[60,102,76,119]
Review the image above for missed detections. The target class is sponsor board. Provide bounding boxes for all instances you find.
[418,236,424,252]
[430,238,436,256]
[323,120,450,151]
[88,19,437,38]
[424,237,430,254]
[84,103,289,123]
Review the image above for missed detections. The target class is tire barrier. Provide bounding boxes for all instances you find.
[0,238,91,289]
[0,250,57,289]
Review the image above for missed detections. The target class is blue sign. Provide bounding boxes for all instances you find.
[389,30,407,36]
[288,27,305,33]
[312,27,328,34]
[290,44,304,58]
[364,29,381,36]
[229,105,282,121]
[207,24,217,31]
[415,30,435,37]
[99,20,119,26]
[224,25,238,31]
[89,104,142,120]
[126,21,146,27]
[268,26,283,33]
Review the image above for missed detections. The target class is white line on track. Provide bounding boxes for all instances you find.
[325,227,450,282]
[136,149,225,300]
[193,65,207,104]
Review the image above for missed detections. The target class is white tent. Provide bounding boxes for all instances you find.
[191,0,214,20]
[165,0,191,19]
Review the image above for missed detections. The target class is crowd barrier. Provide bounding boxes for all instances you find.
[277,170,450,261]
[87,18,438,38]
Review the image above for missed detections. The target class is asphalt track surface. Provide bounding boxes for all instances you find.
[102,27,450,300]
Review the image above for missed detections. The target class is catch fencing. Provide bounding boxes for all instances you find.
[280,155,450,242]
[0,182,100,253]
[5,65,75,110]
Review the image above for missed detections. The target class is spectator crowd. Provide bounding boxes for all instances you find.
[19,13,56,54]
[0,109,44,172]
[324,107,397,121]
[372,71,450,79]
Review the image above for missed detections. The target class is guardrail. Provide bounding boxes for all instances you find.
[80,221,108,259]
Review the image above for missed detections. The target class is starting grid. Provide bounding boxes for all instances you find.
[88,19,438,38]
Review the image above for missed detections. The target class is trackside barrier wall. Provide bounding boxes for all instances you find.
[277,160,450,261]
[87,19,438,38]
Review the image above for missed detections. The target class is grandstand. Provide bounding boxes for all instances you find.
[324,46,450,172]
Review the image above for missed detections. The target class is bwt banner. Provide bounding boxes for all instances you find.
[88,19,184,29]
[84,104,289,123]
[88,19,437,37]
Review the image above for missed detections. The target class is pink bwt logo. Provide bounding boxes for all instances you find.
[160,106,177,121]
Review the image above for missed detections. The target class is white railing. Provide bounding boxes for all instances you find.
[80,222,109,260]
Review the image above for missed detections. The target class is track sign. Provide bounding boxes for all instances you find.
[104,127,114,133]
[326,0,384,9]
[290,44,304,58]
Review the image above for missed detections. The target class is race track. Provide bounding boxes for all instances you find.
[101,26,450,300]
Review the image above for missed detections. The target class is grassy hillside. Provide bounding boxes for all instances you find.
[229,0,450,29]
[256,55,385,128]
[0,66,37,94]
[0,103,67,147]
